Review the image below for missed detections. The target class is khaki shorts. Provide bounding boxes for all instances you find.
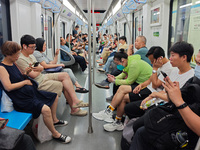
[38,73,63,97]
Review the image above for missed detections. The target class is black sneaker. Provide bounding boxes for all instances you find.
[53,134,71,143]
[54,120,68,127]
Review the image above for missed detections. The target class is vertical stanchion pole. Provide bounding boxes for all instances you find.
[88,0,93,134]
[92,2,96,84]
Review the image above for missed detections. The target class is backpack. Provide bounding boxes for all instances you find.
[121,117,139,150]
[144,76,200,150]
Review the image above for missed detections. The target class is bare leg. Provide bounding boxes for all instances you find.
[57,72,80,104]
[41,105,60,138]
[74,81,82,88]
[116,94,130,117]
[110,85,132,108]
[50,95,59,123]
[63,89,79,113]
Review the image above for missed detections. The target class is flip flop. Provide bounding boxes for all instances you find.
[72,101,89,108]
[75,87,89,93]
[70,109,88,116]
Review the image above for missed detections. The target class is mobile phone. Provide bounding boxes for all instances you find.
[0,119,9,129]
[161,71,168,78]
[33,62,39,67]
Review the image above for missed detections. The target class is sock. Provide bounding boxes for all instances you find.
[115,116,122,121]
[108,105,115,111]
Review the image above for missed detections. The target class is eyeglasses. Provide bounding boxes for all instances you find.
[28,46,37,50]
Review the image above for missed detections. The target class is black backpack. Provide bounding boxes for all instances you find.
[144,76,200,150]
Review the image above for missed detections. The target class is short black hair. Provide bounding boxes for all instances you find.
[66,34,72,39]
[75,25,79,28]
[103,34,107,36]
[146,46,165,59]
[114,49,128,61]
[169,41,194,62]
[119,36,127,43]
[20,34,36,47]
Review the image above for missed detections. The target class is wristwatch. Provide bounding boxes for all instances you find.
[152,70,157,74]
[176,102,188,109]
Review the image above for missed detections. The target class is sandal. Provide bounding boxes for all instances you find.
[75,87,89,93]
[72,101,89,108]
[54,120,68,127]
[70,109,88,116]
[53,134,71,143]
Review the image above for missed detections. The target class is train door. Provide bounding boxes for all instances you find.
[41,9,53,60]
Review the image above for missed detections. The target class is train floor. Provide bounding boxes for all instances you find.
[25,53,122,150]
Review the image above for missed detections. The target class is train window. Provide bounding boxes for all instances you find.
[62,22,65,38]
[48,16,52,49]
[41,14,44,39]
[135,17,138,39]
[170,0,200,64]
[124,23,126,37]
[0,0,11,61]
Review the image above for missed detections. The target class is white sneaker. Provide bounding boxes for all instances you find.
[92,109,114,123]
[103,120,124,132]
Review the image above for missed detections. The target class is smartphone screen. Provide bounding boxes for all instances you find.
[161,71,167,78]
[33,62,39,67]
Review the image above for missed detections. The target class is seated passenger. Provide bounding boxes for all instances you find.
[0,41,71,143]
[92,49,152,125]
[125,41,194,126]
[16,35,88,116]
[64,35,88,73]
[96,34,108,54]
[98,36,128,66]
[128,35,151,65]
[130,64,200,150]
[100,46,173,132]
[33,38,88,93]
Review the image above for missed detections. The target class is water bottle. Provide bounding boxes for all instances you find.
[140,98,162,109]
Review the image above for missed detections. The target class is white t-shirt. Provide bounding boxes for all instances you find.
[168,68,194,88]
[147,61,174,92]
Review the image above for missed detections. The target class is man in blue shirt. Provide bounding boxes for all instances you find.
[128,36,151,65]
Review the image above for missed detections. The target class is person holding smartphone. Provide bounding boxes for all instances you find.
[0,41,71,143]
[16,35,88,116]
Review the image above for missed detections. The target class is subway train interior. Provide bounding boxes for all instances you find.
[1,0,200,150]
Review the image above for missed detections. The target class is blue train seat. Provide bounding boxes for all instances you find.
[0,88,32,130]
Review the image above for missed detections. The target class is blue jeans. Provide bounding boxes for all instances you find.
[103,56,114,72]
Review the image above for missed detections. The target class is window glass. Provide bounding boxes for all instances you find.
[170,0,200,65]
[48,16,52,49]
[0,0,11,61]
[41,14,44,39]
[135,17,138,40]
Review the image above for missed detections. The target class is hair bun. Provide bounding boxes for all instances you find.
[119,48,125,53]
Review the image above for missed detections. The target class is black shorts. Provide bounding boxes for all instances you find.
[129,83,151,102]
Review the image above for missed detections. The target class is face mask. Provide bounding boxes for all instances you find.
[195,65,200,79]
[117,65,125,71]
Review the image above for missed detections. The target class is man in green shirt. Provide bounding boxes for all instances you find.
[93,49,152,131]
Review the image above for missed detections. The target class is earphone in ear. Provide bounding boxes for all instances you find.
[25,47,27,49]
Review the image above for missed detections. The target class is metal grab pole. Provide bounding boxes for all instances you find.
[88,0,93,134]
[92,2,96,84]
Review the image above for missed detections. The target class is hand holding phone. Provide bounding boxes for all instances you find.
[32,62,39,67]
[161,71,168,78]
[0,118,9,129]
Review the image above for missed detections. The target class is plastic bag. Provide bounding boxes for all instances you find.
[32,114,52,143]
[1,90,14,112]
